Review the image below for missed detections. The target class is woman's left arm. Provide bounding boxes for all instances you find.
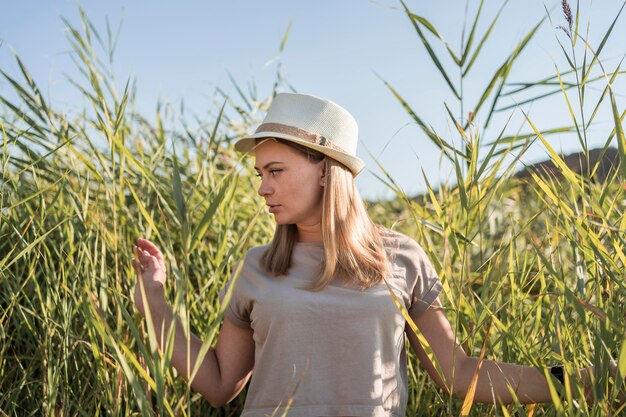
[405,297,593,404]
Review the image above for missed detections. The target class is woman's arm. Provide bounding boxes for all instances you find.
[132,238,254,407]
[405,297,591,404]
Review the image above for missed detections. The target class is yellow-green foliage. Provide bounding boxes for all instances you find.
[1,3,626,416]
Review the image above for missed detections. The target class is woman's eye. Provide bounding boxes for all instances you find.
[255,169,282,179]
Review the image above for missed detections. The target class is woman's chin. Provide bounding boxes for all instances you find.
[272,214,289,225]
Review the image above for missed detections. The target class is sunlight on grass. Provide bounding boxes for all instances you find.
[1,2,625,416]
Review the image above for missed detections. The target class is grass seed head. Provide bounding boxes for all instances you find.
[562,0,574,34]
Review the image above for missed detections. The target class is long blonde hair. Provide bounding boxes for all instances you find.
[260,140,390,290]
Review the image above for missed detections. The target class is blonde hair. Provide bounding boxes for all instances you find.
[260,140,390,290]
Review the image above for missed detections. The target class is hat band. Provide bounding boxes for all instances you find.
[255,123,349,154]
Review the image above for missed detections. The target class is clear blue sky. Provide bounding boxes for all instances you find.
[2,1,625,199]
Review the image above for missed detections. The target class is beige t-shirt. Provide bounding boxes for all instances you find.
[219,230,442,417]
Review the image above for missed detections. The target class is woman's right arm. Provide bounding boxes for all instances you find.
[132,238,255,407]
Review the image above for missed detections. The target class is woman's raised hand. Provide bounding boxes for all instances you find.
[131,238,168,318]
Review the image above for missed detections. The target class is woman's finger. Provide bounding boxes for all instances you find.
[139,250,166,286]
[136,249,157,270]
[131,259,143,275]
[133,246,149,269]
[137,238,165,265]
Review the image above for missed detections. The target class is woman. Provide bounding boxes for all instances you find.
[131,93,613,416]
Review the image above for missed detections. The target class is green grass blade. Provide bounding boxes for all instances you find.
[579,0,626,85]
[126,179,163,242]
[462,0,508,75]
[400,1,460,99]
[480,17,546,128]
[189,175,237,253]
[0,68,48,124]
[554,64,584,150]
[609,88,626,180]
[227,72,253,112]
[459,0,485,66]
[406,11,460,66]
[497,87,574,113]
[209,97,228,147]
[378,74,465,162]
[280,20,293,53]
[619,339,626,378]
[486,126,575,147]
[113,79,130,136]
[0,217,71,272]
[587,60,623,126]
[523,111,582,192]
[171,147,189,250]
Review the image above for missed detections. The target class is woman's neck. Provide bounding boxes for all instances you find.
[296,223,322,243]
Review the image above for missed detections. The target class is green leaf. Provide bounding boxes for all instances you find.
[523,111,583,196]
[587,62,624,126]
[619,339,626,377]
[280,19,293,53]
[502,67,579,96]
[227,71,252,111]
[171,147,189,249]
[400,1,460,99]
[462,0,508,74]
[609,87,626,180]
[0,67,48,124]
[479,16,545,128]
[209,97,228,147]
[126,179,163,242]
[378,74,465,163]
[0,96,48,138]
[0,217,71,273]
[407,12,460,66]
[579,1,626,85]
[189,175,237,253]
[453,153,468,212]
[112,79,130,136]
[460,0,485,66]
[486,126,575,146]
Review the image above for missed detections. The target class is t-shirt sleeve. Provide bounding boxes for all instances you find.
[218,259,253,329]
[395,234,443,316]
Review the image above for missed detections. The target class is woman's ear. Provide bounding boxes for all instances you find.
[319,159,327,187]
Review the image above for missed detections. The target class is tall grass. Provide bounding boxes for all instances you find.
[373,0,626,415]
[1,2,625,417]
[0,11,275,416]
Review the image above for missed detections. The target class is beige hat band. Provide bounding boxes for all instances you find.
[255,122,349,154]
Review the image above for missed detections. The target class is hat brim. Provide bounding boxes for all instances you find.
[234,131,365,176]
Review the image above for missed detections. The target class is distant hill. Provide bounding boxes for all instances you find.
[369,147,622,206]
[514,147,620,182]
[392,147,622,206]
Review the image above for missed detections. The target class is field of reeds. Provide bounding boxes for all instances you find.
[1,1,626,416]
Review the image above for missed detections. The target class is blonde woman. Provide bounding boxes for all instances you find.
[132,93,617,416]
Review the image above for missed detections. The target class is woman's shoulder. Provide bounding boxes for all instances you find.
[246,244,269,256]
[378,227,435,273]
[379,227,424,254]
[378,228,440,295]
[242,244,269,263]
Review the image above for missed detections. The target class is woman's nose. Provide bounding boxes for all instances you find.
[257,178,272,196]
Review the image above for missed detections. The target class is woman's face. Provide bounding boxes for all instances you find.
[254,140,325,227]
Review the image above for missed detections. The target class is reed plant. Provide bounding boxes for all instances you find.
[372,0,626,415]
[1,1,625,416]
[0,10,276,415]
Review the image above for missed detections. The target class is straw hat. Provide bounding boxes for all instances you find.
[234,93,365,176]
